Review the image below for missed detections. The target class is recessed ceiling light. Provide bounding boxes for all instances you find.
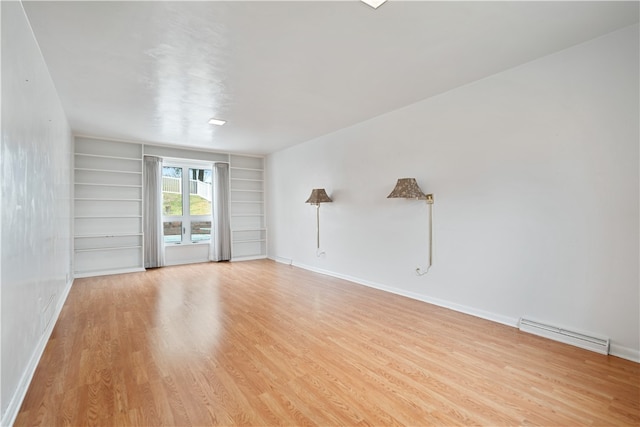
[208,118,226,126]
[361,0,387,9]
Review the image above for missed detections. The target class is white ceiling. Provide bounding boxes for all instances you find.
[23,1,639,155]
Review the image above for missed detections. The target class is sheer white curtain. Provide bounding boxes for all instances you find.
[143,156,165,268]
[210,162,231,261]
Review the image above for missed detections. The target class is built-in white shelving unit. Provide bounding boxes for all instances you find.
[73,138,265,275]
[74,137,144,277]
[230,155,266,260]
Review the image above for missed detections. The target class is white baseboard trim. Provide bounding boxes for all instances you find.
[270,255,293,266]
[290,260,519,328]
[1,277,74,427]
[164,259,209,267]
[232,255,268,262]
[609,344,640,363]
[74,267,145,278]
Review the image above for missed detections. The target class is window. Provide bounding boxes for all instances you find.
[162,163,212,244]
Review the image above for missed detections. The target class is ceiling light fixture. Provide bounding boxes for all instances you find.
[208,118,226,126]
[361,0,387,9]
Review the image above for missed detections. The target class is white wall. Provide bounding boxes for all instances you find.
[266,25,639,360]
[1,2,73,424]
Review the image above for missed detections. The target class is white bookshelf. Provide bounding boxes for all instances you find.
[73,137,144,277]
[229,155,266,260]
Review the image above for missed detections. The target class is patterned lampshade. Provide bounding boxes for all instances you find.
[305,188,332,205]
[387,178,426,199]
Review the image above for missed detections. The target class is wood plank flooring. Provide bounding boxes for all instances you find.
[15,260,640,426]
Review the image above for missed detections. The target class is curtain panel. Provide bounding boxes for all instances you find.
[210,162,231,261]
[143,155,165,268]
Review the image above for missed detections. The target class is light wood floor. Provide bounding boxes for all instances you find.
[16,260,640,426]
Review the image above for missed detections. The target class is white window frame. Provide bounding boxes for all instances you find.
[162,160,212,245]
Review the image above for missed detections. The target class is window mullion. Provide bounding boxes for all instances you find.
[182,166,191,244]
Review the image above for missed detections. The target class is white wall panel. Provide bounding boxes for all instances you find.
[1,2,73,423]
[266,25,640,360]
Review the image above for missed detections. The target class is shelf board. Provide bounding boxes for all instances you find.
[230,178,263,182]
[75,198,142,202]
[75,233,143,238]
[229,166,263,172]
[233,239,266,244]
[74,215,142,219]
[232,228,266,232]
[230,189,264,193]
[231,214,264,217]
[230,200,263,204]
[75,152,142,162]
[75,182,142,188]
[75,167,142,174]
[75,245,142,253]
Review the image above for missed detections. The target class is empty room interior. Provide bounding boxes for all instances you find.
[1,0,639,425]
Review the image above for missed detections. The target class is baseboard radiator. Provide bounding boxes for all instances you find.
[518,317,609,355]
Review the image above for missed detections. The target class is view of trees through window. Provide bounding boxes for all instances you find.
[162,165,212,243]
